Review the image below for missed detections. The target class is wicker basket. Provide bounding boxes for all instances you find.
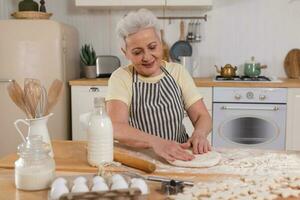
[11,11,52,19]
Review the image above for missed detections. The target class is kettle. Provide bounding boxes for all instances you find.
[244,56,267,77]
[214,64,238,78]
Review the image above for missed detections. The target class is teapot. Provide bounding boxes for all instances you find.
[214,64,238,78]
[244,56,267,77]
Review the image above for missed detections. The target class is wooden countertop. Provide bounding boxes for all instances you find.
[1,140,299,200]
[0,140,233,200]
[69,77,300,88]
[0,168,233,200]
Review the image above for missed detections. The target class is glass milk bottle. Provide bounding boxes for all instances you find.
[87,97,113,166]
[15,135,55,190]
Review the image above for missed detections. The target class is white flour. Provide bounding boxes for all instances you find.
[15,168,55,190]
[127,148,300,176]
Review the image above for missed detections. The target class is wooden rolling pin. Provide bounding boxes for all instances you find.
[114,149,156,173]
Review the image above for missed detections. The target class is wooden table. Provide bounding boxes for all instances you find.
[0,140,299,200]
[0,140,228,200]
[0,168,231,200]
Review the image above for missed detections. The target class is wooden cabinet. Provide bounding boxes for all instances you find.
[286,88,300,151]
[75,0,212,9]
[71,86,108,140]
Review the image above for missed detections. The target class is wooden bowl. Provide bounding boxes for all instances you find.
[11,11,52,19]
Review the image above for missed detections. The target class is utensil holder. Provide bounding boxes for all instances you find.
[14,113,54,157]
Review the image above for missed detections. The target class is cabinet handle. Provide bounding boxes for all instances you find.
[89,87,99,92]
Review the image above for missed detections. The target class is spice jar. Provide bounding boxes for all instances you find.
[15,135,55,190]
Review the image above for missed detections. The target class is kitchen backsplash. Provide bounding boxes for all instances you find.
[1,0,300,78]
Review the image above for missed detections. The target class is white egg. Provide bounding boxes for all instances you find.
[111,179,128,190]
[130,178,148,194]
[92,176,105,184]
[51,177,67,188]
[111,174,125,183]
[91,181,109,192]
[73,176,87,185]
[71,183,89,193]
[50,184,69,200]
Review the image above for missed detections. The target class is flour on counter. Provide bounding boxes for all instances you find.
[156,148,300,176]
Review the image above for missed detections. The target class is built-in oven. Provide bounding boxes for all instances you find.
[212,87,287,150]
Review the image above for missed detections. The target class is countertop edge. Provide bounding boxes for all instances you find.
[69,77,300,88]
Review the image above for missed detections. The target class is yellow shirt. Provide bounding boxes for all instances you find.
[106,61,202,110]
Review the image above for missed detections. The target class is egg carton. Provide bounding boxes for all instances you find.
[48,173,149,200]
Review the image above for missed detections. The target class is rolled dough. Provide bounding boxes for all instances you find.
[168,150,221,168]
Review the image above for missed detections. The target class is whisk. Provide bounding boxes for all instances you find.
[35,86,48,118]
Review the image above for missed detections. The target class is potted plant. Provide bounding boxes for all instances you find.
[80,44,97,79]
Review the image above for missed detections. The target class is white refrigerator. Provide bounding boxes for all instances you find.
[0,20,80,157]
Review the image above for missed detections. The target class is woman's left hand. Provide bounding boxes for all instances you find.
[181,132,211,154]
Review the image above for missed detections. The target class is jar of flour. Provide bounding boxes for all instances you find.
[15,135,55,190]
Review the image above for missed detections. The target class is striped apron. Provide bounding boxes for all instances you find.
[129,67,189,143]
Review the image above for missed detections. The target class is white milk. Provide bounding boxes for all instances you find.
[87,97,113,166]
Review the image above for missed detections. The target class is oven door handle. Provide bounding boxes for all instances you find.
[221,106,279,111]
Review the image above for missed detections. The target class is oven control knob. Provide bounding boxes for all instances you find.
[259,95,266,100]
[234,94,241,100]
[246,92,254,99]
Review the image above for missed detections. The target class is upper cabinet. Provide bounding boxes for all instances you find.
[75,0,165,8]
[166,0,212,9]
[75,0,212,9]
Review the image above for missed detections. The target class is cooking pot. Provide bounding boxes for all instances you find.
[214,64,237,78]
[244,56,267,77]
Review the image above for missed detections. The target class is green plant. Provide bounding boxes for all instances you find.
[80,44,96,66]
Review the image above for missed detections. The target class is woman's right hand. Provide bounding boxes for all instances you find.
[149,137,195,162]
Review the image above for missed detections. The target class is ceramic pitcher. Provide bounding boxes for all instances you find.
[14,113,54,157]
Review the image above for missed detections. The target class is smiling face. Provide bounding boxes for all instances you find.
[122,27,163,77]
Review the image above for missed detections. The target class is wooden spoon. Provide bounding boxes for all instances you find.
[7,80,32,118]
[45,79,63,115]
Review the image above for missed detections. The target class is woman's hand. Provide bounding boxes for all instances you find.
[183,132,211,154]
[149,137,195,162]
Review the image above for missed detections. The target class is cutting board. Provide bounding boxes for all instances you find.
[0,140,205,177]
[284,49,300,79]
[0,140,156,173]
[0,140,230,178]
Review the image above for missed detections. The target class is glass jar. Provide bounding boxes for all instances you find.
[15,135,55,190]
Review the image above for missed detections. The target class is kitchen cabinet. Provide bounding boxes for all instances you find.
[75,0,212,9]
[286,88,300,151]
[71,85,212,142]
[71,86,108,140]
[75,0,165,8]
[166,0,212,8]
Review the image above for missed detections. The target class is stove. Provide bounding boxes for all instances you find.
[215,75,271,82]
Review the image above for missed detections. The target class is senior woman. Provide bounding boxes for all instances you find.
[106,9,212,162]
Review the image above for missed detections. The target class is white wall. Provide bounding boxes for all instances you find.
[1,0,300,77]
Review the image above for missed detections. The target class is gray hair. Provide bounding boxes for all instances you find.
[116,9,161,47]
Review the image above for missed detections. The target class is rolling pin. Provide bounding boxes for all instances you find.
[113,149,156,173]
